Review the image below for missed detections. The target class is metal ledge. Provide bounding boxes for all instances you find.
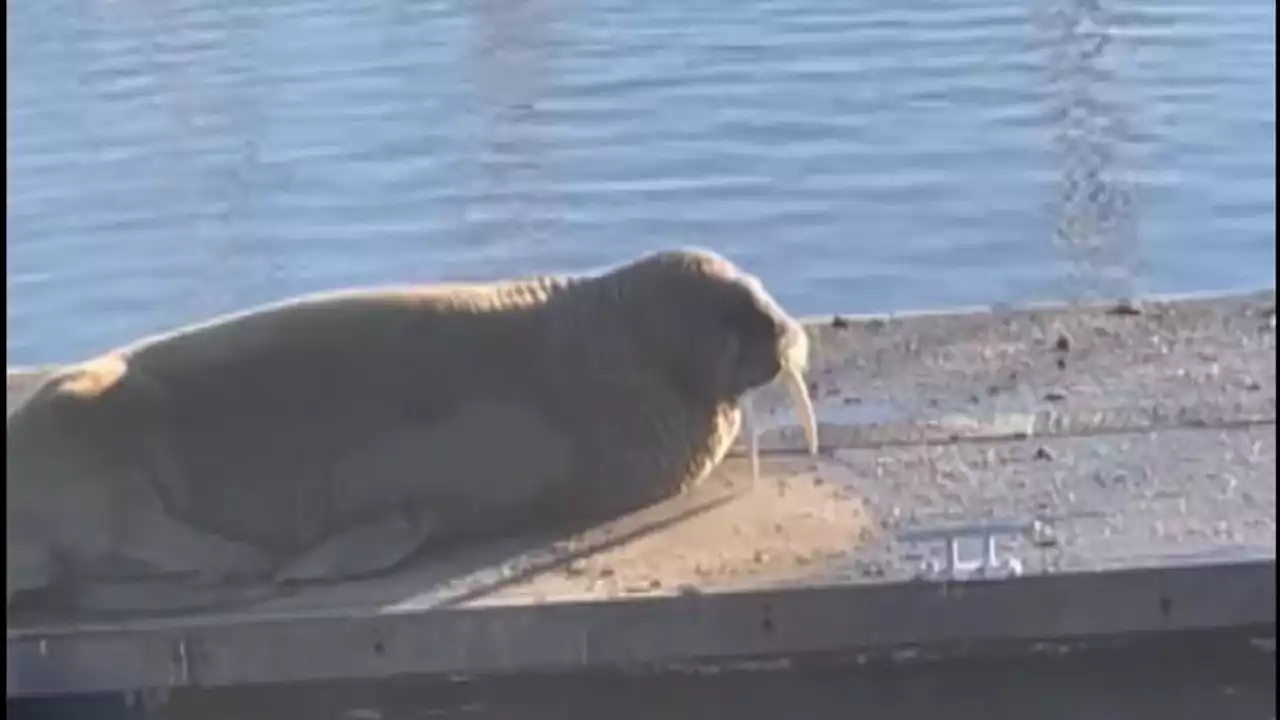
[8,556,1274,699]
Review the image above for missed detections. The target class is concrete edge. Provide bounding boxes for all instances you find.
[793,287,1275,327]
[8,288,1273,370]
[8,557,1274,699]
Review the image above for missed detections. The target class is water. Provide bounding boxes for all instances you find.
[7,0,1275,364]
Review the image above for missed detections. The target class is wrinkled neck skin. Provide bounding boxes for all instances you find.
[528,273,747,508]
[542,270,747,397]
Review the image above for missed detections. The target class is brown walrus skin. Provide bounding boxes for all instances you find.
[6,248,818,608]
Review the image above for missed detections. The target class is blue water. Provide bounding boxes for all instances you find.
[7,0,1275,363]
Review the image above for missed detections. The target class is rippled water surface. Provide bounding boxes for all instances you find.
[7,0,1276,362]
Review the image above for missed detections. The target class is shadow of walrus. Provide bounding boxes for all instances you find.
[6,248,819,614]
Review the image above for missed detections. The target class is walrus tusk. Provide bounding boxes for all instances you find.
[780,335,819,456]
[781,366,819,455]
[742,393,760,484]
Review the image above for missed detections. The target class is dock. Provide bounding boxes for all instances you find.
[7,290,1276,701]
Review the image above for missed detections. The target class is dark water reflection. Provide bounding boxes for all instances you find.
[7,0,1275,362]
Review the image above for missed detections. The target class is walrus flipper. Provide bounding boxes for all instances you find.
[112,500,273,582]
[270,403,574,584]
[273,510,439,583]
[73,578,281,614]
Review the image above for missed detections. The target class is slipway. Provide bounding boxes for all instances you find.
[7,290,1276,700]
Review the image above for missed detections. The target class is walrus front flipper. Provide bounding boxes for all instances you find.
[272,403,574,584]
[113,502,274,583]
[273,510,439,583]
[73,578,282,615]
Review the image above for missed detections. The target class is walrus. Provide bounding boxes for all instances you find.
[6,248,819,610]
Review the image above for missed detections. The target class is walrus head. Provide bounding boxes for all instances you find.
[598,248,820,458]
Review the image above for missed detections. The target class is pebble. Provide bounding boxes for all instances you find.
[855,560,887,578]
[1108,300,1143,316]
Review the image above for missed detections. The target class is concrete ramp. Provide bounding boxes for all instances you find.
[7,290,1275,699]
